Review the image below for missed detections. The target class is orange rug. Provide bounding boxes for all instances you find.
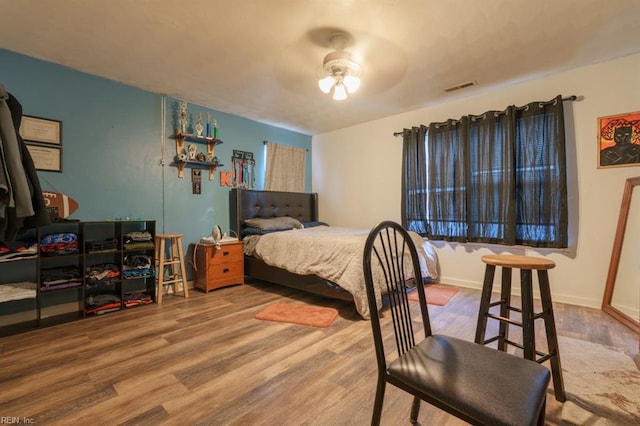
[255,302,339,327]
[408,284,459,306]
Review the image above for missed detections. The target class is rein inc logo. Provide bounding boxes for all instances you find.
[0,418,34,424]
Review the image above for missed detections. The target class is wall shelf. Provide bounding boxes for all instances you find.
[170,132,224,179]
[170,160,225,180]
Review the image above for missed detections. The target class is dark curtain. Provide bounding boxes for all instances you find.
[401,126,428,233]
[514,96,567,247]
[465,107,517,244]
[426,119,466,241]
[405,94,568,248]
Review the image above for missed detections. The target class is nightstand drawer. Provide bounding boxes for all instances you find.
[208,243,243,265]
[208,261,244,287]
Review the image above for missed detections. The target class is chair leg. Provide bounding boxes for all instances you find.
[371,376,386,426]
[410,396,421,424]
[536,395,547,426]
[475,264,496,344]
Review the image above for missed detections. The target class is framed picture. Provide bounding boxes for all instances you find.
[598,111,640,168]
[20,115,62,145]
[25,144,62,172]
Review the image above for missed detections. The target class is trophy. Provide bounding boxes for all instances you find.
[195,113,204,137]
[179,101,187,134]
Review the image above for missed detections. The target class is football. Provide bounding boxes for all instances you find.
[42,191,79,218]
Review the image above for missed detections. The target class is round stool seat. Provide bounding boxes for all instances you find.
[155,233,184,239]
[481,254,555,270]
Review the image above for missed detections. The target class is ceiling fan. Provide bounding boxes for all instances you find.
[317,32,362,100]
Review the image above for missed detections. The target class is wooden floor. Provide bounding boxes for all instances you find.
[0,280,637,425]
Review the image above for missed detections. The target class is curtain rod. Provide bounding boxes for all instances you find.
[392,95,579,137]
[263,140,309,152]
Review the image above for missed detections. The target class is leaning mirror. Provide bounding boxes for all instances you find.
[602,176,640,334]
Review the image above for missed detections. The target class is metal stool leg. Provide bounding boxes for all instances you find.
[538,270,566,402]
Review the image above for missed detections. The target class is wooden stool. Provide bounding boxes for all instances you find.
[474,254,566,402]
[155,233,189,304]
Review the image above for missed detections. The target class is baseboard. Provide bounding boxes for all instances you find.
[439,276,603,309]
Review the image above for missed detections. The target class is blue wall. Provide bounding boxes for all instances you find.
[1,49,312,266]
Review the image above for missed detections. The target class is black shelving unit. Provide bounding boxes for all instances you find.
[0,220,156,337]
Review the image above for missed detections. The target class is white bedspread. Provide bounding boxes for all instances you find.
[244,226,439,319]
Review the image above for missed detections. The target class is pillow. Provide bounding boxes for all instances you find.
[301,221,329,228]
[243,216,303,231]
[241,226,296,237]
[241,227,265,237]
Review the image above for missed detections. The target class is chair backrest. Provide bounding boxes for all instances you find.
[363,220,432,370]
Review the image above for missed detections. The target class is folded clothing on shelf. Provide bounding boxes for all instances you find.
[123,292,153,308]
[85,293,122,314]
[123,230,154,250]
[0,240,38,262]
[122,254,153,279]
[40,233,79,256]
[40,265,83,290]
[85,237,118,252]
[85,264,120,288]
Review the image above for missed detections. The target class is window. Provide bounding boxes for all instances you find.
[402,95,568,248]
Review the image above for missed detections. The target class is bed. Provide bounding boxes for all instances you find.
[229,189,439,318]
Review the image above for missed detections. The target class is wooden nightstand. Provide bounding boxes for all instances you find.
[193,240,244,292]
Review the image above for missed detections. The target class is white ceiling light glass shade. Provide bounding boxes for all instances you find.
[318,43,362,100]
[332,82,347,100]
[318,75,336,94]
[343,75,360,93]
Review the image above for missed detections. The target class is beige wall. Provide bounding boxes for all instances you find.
[312,53,640,310]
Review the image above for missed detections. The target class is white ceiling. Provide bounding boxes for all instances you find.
[1,0,640,135]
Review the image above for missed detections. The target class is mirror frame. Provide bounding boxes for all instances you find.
[602,176,640,334]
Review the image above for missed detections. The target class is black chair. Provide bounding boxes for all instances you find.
[362,221,550,426]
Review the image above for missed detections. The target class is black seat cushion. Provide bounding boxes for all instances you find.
[387,334,550,426]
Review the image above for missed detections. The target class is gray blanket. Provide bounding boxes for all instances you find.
[244,226,439,318]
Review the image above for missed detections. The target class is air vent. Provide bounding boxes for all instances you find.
[444,81,477,93]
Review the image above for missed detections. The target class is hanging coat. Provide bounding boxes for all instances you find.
[0,84,51,241]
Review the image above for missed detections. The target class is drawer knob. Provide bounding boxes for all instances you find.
[223,268,229,273]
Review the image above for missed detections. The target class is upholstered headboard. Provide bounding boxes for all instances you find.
[229,189,319,237]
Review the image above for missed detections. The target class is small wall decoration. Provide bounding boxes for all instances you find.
[220,170,234,187]
[20,115,62,145]
[25,144,62,172]
[191,169,202,194]
[231,150,256,188]
[598,111,640,168]
[20,115,63,172]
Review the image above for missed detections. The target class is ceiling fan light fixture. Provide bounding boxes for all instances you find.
[318,75,336,94]
[332,82,347,101]
[318,38,362,100]
[343,75,360,93]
